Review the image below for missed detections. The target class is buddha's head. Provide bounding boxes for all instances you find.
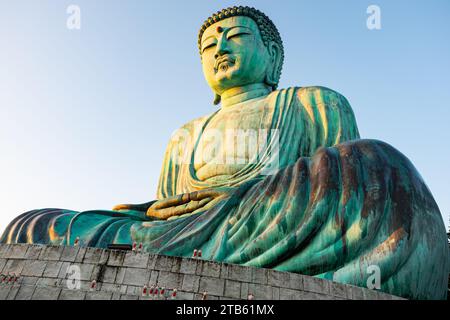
[198,6,284,104]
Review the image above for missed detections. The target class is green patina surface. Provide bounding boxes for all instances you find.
[1,6,448,300]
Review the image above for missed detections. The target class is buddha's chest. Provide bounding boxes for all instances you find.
[192,100,274,181]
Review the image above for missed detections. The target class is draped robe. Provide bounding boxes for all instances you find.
[1,86,448,299]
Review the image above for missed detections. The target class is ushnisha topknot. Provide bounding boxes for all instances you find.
[198,6,284,90]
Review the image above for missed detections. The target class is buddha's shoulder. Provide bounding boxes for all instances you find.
[177,114,212,132]
[274,86,349,103]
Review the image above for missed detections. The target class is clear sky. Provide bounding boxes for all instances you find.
[0,0,449,236]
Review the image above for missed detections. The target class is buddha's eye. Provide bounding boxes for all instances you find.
[227,32,250,40]
[227,28,252,41]
[202,43,216,53]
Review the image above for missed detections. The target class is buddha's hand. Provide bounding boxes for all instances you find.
[112,201,156,212]
[146,187,233,220]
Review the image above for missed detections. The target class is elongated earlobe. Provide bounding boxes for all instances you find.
[265,41,282,89]
[213,93,221,105]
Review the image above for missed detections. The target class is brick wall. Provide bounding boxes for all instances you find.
[0,244,402,300]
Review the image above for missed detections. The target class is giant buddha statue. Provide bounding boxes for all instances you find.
[1,6,448,300]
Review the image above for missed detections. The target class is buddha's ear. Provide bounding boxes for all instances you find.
[265,41,282,89]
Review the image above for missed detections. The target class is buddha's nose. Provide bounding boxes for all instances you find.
[214,38,231,59]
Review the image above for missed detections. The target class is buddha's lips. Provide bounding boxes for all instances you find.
[214,56,236,72]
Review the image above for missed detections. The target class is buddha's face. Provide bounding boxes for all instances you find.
[200,16,272,95]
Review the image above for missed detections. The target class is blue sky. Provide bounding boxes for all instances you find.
[0,0,449,235]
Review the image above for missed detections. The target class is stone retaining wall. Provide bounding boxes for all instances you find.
[0,244,402,300]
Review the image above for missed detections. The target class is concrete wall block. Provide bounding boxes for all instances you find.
[21,260,47,277]
[4,259,26,275]
[39,245,64,261]
[6,286,20,300]
[60,246,79,262]
[157,271,184,289]
[272,287,280,300]
[248,283,274,300]
[107,250,126,267]
[180,258,198,275]
[20,276,39,286]
[25,245,44,260]
[43,261,63,278]
[240,282,249,299]
[59,289,86,300]
[85,291,113,300]
[251,267,268,285]
[287,273,304,291]
[224,279,241,299]
[99,283,122,293]
[32,287,61,300]
[111,292,121,300]
[57,262,71,279]
[0,258,7,273]
[6,244,28,259]
[126,285,141,296]
[279,288,303,300]
[363,288,382,300]
[198,276,225,296]
[149,270,159,286]
[78,263,95,281]
[83,247,104,264]
[225,264,251,282]
[74,247,87,263]
[147,254,157,269]
[348,285,364,300]
[170,257,182,273]
[174,290,194,300]
[0,244,9,258]
[181,274,200,292]
[154,255,174,271]
[115,267,126,284]
[99,249,109,264]
[267,269,290,287]
[123,252,149,268]
[0,286,10,299]
[101,266,118,283]
[330,281,349,299]
[79,280,101,291]
[14,285,36,300]
[122,268,150,286]
[197,260,221,278]
[36,277,63,288]
[303,276,330,295]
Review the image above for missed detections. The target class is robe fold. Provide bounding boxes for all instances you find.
[1,87,448,299]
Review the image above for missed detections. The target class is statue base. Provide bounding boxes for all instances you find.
[0,244,403,300]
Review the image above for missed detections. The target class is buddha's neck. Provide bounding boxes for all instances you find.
[220,83,271,108]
